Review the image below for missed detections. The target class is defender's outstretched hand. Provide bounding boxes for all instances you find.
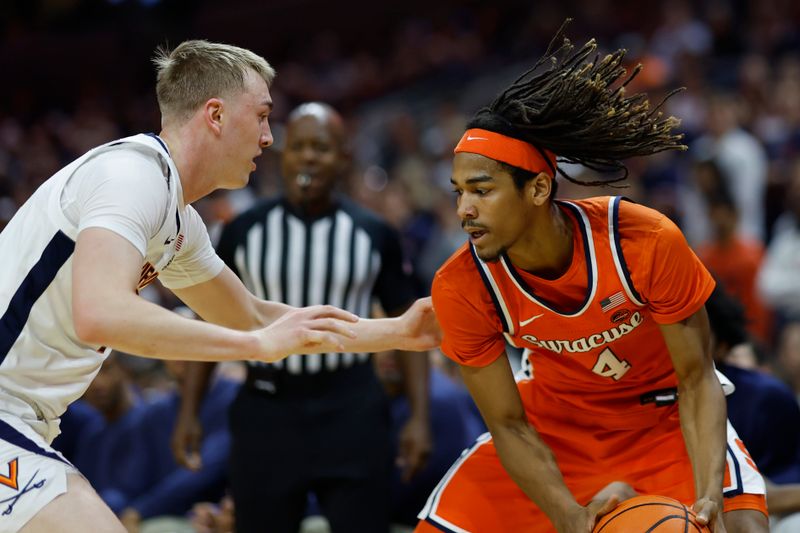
[257,305,359,362]
[398,297,442,352]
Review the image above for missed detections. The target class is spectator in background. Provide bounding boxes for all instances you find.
[71,353,149,516]
[758,160,800,322]
[684,92,767,246]
[705,286,800,485]
[117,356,239,532]
[777,322,800,402]
[51,398,102,464]
[64,351,236,533]
[416,191,467,289]
[650,0,712,75]
[174,102,431,533]
[189,496,235,533]
[695,160,772,344]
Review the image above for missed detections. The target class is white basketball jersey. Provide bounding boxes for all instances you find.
[0,134,222,441]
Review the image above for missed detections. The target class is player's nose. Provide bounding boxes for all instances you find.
[457,198,477,219]
[260,121,273,148]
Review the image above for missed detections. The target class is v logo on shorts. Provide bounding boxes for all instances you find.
[0,460,18,491]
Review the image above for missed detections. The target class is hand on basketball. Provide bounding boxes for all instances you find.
[593,495,714,532]
[590,481,639,503]
[398,297,442,351]
[579,495,621,532]
[692,497,726,533]
[256,305,358,361]
[581,481,638,532]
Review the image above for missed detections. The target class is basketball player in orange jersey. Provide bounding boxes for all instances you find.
[414,24,769,533]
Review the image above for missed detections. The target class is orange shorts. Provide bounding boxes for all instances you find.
[416,384,767,533]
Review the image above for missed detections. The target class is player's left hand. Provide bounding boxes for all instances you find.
[693,497,726,532]
[396,414,432,481]
[399,297,442,351]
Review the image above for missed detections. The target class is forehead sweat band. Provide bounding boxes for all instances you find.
[454,128,557,178]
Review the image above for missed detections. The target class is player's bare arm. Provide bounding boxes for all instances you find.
[345,296,441,352]
[659,307,727,533]
[72,227,358,362]
[172,265,294,330]
[459,353,607,533]
[175,263,440,354]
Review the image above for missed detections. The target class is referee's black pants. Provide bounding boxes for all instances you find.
[229,362,392,533]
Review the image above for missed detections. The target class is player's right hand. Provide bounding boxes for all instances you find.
[256,305,358,361]
[692,497,726,533]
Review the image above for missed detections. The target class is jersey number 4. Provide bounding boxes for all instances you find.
[592,347,631,381]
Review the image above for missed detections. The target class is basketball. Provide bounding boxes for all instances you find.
[593,495,711,532]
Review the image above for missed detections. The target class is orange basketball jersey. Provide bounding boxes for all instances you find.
[433,196,716,425]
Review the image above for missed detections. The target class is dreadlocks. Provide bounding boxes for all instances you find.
[468,20,686,187]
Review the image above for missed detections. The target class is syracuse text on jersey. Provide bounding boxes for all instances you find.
[520,311,643,355]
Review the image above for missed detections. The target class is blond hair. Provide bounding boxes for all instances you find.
[153,40,276,123]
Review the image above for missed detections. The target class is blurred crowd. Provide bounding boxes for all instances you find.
[3,0,800,531]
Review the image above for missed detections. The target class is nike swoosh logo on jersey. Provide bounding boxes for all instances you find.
[519,314,544,327]
[466,135,489,141]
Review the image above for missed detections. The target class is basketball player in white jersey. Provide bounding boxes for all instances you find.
[0,40,439,532]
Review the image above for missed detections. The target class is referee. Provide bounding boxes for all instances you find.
[175,103,431,533]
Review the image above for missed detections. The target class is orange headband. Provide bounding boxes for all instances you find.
[454,128,557,177]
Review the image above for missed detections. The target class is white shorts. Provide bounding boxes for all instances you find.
[0,412,77,532]
[724,418,766,497]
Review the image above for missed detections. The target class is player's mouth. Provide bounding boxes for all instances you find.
[467,228,487,243]
[251,151,263,171]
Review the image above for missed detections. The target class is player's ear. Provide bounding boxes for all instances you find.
[527,172,552,206]
[204,98,224,135]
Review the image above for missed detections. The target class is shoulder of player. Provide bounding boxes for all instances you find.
[612,197,677,239]
[564,196,662,227]
[567,196,682,263]
[90,143,165,169]
[86,142,171,192]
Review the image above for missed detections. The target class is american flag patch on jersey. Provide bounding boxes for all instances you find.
[600,291,626,312]
[175,234,184,252]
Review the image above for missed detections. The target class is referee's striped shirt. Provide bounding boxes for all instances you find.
[216,196,419,375]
